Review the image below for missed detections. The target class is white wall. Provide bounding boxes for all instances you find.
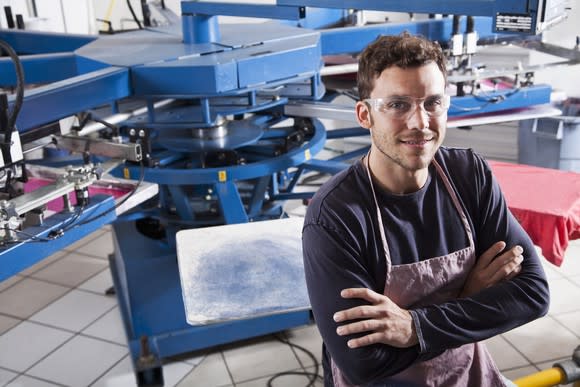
[0,0,96,34]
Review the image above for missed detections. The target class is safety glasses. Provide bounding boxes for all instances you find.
[364,94,451,120]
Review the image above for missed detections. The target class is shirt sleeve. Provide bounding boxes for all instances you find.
[303,221,425,385]
[411,154,550,354]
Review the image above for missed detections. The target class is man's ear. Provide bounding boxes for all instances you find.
[355,101,373,129]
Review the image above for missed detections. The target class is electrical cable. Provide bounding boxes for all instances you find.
[267,334,323,387]
[126,0,143,29]
[1,205,85,245]
[0,39,25,149]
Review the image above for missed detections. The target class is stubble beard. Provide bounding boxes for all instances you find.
[371,130,437,172]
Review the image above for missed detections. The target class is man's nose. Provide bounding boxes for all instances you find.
[406,103,430,129]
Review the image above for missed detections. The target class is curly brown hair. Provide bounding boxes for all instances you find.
[357,32,447,100]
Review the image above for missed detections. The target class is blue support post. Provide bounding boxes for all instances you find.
[215,181,249,224]
[182,14,220,44]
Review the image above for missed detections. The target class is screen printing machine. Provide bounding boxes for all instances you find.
[1,0,580,385]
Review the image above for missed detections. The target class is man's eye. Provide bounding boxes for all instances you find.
[425,98,442,108]
[387,101,411,111]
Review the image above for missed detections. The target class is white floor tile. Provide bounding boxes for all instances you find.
[5,374,63,387]
[160,361,195,387]
[559,242,580,277]
[177,353,232,387]
[91,355,193,387]
[29,253,108,288]
[546,277,580,315]
[19,251,66,277]
[503,316,579,363]
[540,256,565,281]
[285,324,323,367]
[0,278,69,319]
[553,310,580,337]
[222,336,301,383]
[74,232,114,260]
[484,335,530,370]
[78,269,114,294]
[89,355,136,387]
[501,366,539,382]
[63,229,104,252]
[0,275,23,292]
[181,353,205,367]
[82,307,127,345]
[29,289,116,332]
[0,368,18,386]
[0,314,20,335]
[0,321,73,372]
[27,335,127,387]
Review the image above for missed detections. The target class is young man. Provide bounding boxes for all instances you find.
[302,33,549,386]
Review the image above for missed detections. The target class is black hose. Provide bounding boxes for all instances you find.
[0,39,25,150]
[126,0,142,29]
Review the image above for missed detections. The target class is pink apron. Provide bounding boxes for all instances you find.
[330,157,505,387]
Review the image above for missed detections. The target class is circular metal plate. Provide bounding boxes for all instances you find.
[156,119,264,152]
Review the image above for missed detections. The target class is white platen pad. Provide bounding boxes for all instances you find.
[176,217,310,325]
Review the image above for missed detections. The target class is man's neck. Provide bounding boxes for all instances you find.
[367,148,430,195]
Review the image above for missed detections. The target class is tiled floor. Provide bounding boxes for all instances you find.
[1,221,580,386]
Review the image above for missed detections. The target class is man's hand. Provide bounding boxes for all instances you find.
[460,241,523,298]
[333,288,418,349]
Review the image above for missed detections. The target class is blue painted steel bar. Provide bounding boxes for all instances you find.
[167,185,195,221]
[0,53,77,86]
[321,17,494,55]
[448,84,552,117]
[181,1,305,20]
[277,0,532,17]
[215,181,249,224]
[303,158,350,175]
[0,30,96,54]
[10,66,130,131]
[182,14,221,44]
[272,191,315,201]
[247,175,271,218]
[281,7,348,29]
[0,195,116,282]
[330,146,370,162]
[326,127,369,139]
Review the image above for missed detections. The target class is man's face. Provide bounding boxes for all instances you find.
[356,62,448,173]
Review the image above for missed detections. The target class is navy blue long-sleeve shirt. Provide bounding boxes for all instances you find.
[302,147,549,385]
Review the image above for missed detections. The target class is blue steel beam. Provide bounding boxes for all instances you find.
[277,0,535,17]
[448,85,552,117]
[10,66,130,131]
[320,17,495,55]
[181,1,306,20]
[0,29,96,54]
[0,53,77,86]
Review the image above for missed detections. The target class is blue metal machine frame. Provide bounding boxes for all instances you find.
[0,0,563,384]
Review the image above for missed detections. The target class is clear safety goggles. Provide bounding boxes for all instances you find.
[364,94,451,120]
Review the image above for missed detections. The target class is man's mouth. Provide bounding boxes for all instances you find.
[400,138,433,145]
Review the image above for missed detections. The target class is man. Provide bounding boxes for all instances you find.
[302,33,549,387]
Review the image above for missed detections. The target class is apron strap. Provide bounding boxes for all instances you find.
[364,152,476,271]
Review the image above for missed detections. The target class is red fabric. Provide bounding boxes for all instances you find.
[489,161,580,266]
